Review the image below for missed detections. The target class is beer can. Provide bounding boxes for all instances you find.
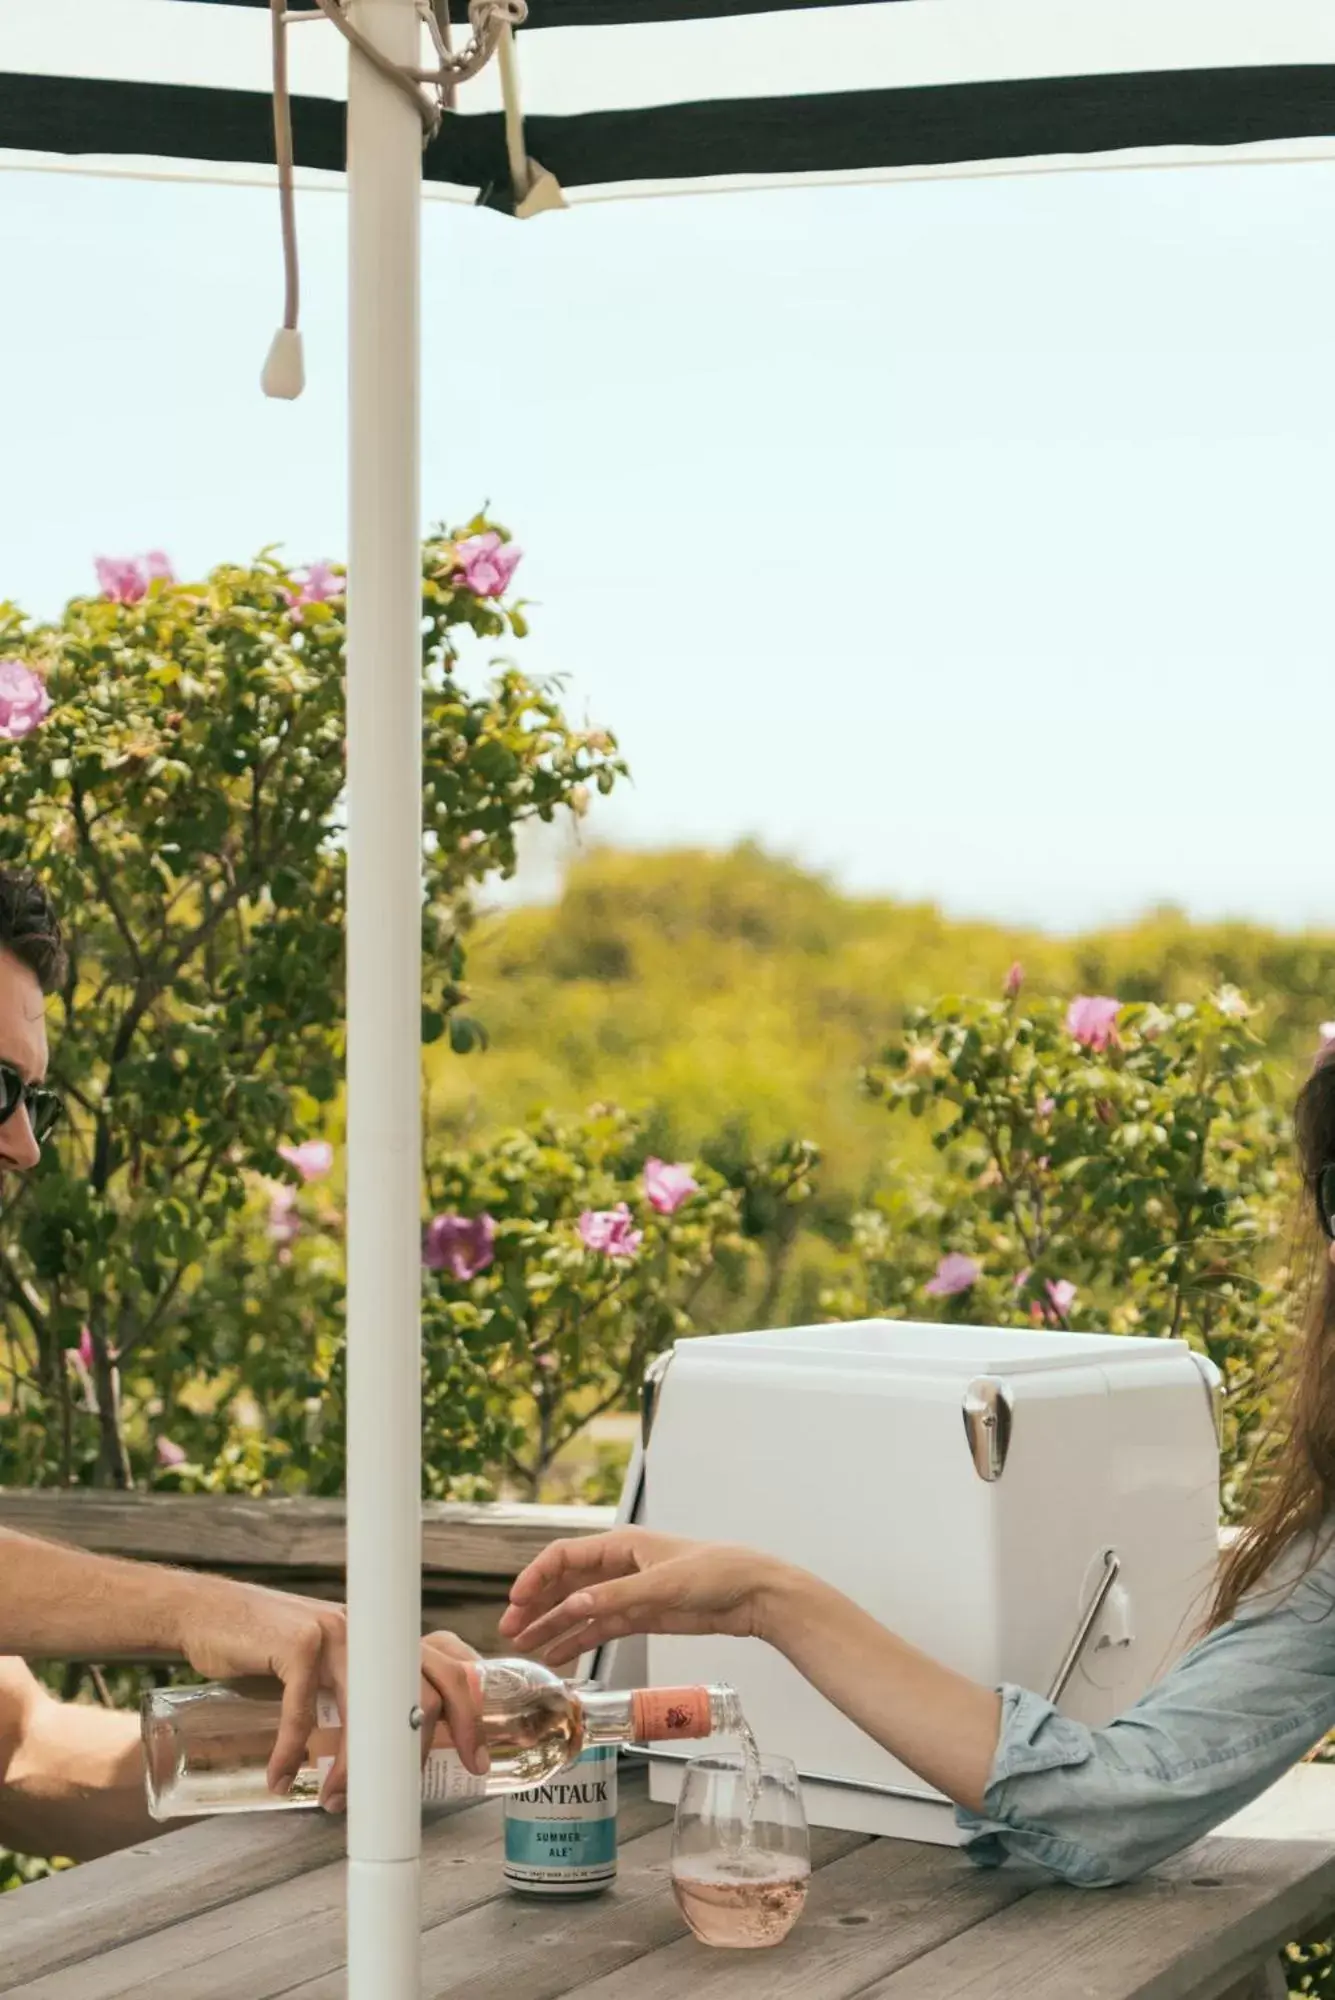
[503,1746,617,1897]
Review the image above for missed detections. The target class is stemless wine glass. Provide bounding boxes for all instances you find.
[670,1751,810,1950]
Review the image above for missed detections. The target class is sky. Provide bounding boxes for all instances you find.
[1,150,1332,933]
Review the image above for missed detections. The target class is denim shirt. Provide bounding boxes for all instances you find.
[956,1533,1335,1887]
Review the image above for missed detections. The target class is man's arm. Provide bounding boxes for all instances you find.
[0,1528,486,1811]
[0,1529,199,1661]
[0,1658,158,1862]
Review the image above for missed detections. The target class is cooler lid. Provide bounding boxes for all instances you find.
[675,1319,1188,1377]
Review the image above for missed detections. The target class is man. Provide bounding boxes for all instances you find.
[0,868,479,1862]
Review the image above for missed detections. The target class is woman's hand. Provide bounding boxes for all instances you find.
[498,1528,789,1668]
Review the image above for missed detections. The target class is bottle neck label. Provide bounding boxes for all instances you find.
[631,1686,712,1742]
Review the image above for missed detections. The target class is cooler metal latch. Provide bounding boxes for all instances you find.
[618,1348,676,1534]
[641,1349,675,1447]
[1047,1547,1123,1704]
[962,1377,1013,1482]
[1188,1349,1224,1447]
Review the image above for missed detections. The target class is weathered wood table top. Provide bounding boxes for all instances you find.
[3,1766,1334,2000]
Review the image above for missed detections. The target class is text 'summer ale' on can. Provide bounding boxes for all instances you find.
[503,1745,617,1897]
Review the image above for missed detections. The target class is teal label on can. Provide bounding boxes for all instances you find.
[504,1747,617,1891]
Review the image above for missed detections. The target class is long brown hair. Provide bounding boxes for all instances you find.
[1211,1048,1335,1626]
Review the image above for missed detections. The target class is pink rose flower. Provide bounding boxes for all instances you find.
[578,1204,643,1261]
[925,1253,980,1298]
[1065,995,1121,1052]
[0,659,51,741]
[96,557,147,604]
[278,1139,334,1183]
[64,1327,97,1412]
[643,1158,698,1216]
[282,561,343,618]
[95,553,175,602]
[1004,961,1024,1000]
[1036,1096,1056,1121]
[267,1184,300,1249]
[1045,1278,1078,1318]
[454,532,522,599]
[154,1435,188,1468]
[423,1212,496,1281]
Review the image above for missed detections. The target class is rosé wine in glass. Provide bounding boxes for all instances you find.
[671,1749,810,1950]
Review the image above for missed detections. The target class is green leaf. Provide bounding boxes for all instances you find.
[448,1016,489,1056]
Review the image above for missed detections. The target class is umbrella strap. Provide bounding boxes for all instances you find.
[262,0,530,401]
[492,20,566,219]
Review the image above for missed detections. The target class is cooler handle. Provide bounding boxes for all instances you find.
[1047,1547,1121,1705]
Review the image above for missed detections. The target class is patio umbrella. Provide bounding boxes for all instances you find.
[4,3,1335,1994]
[8,0,1335,195]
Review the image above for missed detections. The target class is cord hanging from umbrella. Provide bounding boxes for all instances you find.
[494,22,567,219]
[262,0,551,399]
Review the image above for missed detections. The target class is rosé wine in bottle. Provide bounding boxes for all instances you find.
[142,1662,742,1820]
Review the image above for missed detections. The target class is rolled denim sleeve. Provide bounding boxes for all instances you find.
[956,1539,1335,1887]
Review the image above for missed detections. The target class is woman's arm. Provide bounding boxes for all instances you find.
[500,1528,1002,1810]
[757,1566,1001,1812]
[504,1526,1335,1888]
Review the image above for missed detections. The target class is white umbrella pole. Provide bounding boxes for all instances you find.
[344,0,424,1992]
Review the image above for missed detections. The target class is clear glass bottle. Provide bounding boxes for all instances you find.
[142,1661,742,1820]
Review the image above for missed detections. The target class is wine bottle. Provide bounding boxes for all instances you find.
[142,1660,742,1820]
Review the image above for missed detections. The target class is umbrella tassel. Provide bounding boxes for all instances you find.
[262,0,306,400]
[495,19,566,219]
[262,0,541,402]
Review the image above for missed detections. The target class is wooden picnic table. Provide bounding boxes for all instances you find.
[2,1766,1334,2000]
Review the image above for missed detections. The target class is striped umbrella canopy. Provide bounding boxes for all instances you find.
[4,5,1330,1996]
[8,0,1335,204]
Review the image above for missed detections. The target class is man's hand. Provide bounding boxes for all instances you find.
[498,1528,788,1668]
[169,1574,485,1810]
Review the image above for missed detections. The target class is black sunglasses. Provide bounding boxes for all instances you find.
[0,1063,61,1146]
[1318,1163,1335,1241]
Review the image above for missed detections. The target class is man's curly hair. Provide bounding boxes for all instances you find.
[0,870,66,995]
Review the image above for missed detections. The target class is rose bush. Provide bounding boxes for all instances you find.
[0,516,623,1489]
[416,1107,819,1499]
[826,977,1295,1512]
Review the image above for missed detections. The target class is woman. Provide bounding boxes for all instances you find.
[498,1051,1335,1888]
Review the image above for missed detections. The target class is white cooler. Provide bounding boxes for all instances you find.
[591,1319,1221,1842]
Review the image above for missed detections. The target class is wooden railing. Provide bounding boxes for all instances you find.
[0,1491,615,1658]
[0,1489,1237,1661]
